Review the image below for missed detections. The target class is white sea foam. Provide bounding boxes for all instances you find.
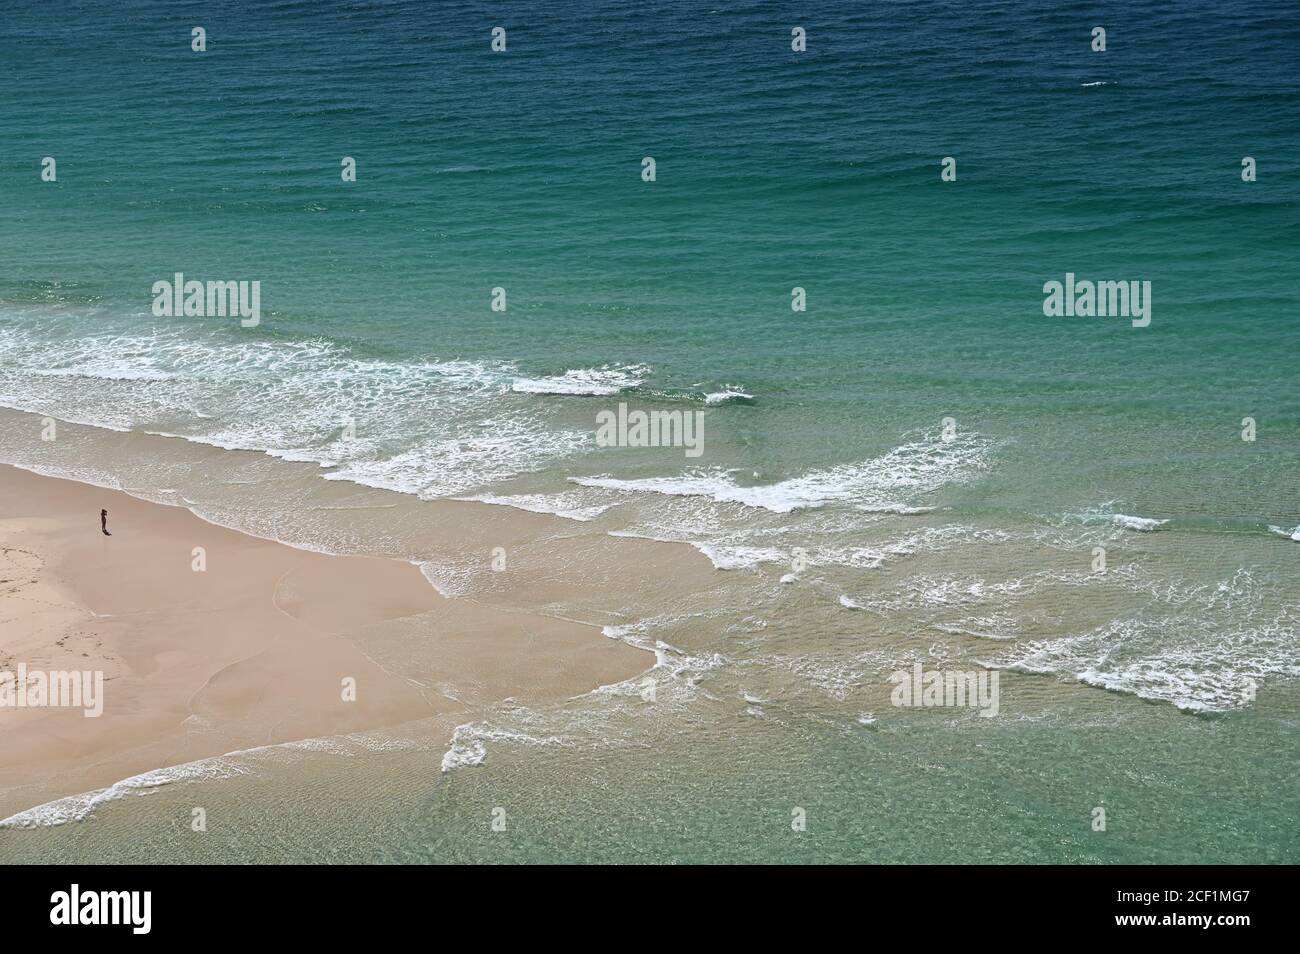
[574,432,992,514]
[0,753,249,828]
[1268,524,1300,542]
[690,543,788,570]
[854,569,1092,612]
[439,723,573,773]
[440,727,487,772]
[598,618,728,702]
[511,364,648,396]
[31,360,180,382]
[457,491,616,522]
[0,321,599,500]
[997,613,1299,713]
[856,503,935,515]
[821,525,1013,572]
[1065,505,1170,533]
[0,729,422,828]
[703,386,755,405]
[767,653,871,701]
[933,618,1021,641]
[320,419,589,499]
[611,520,1006,578]
[1112,514,1169,532]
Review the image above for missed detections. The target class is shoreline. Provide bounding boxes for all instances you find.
[0,462,653,823]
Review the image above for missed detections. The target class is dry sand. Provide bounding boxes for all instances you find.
[0,463,650,821]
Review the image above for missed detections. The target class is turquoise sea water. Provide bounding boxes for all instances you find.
[1,0,1298,862]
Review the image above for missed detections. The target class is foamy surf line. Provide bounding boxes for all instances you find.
[1111,514,1169,532]
[573,432,994,515]
[455,491,616,522]
[1063,506,1172,533]
[0,732,417,829]
[995,626,1299,713]
[2,319,817,525]
[0,754,249,829]
[440,723,574,773]
[999,658,1276,714]
[0,321,648,498]
[702,386,755,405]
[510,363,649,396]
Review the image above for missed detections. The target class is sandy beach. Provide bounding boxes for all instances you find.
[0,463,650,822]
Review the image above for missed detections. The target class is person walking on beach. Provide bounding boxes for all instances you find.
[101,508,110,536]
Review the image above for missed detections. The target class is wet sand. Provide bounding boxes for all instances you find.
[0,463,650,822]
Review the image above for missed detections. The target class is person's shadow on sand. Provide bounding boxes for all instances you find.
[100,508,111,536]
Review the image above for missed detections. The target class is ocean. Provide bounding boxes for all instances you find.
[1,0,1297,862]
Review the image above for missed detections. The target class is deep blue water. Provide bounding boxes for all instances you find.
[0,0,1297,862]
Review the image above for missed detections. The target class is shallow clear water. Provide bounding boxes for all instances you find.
[1,0,1297,862]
